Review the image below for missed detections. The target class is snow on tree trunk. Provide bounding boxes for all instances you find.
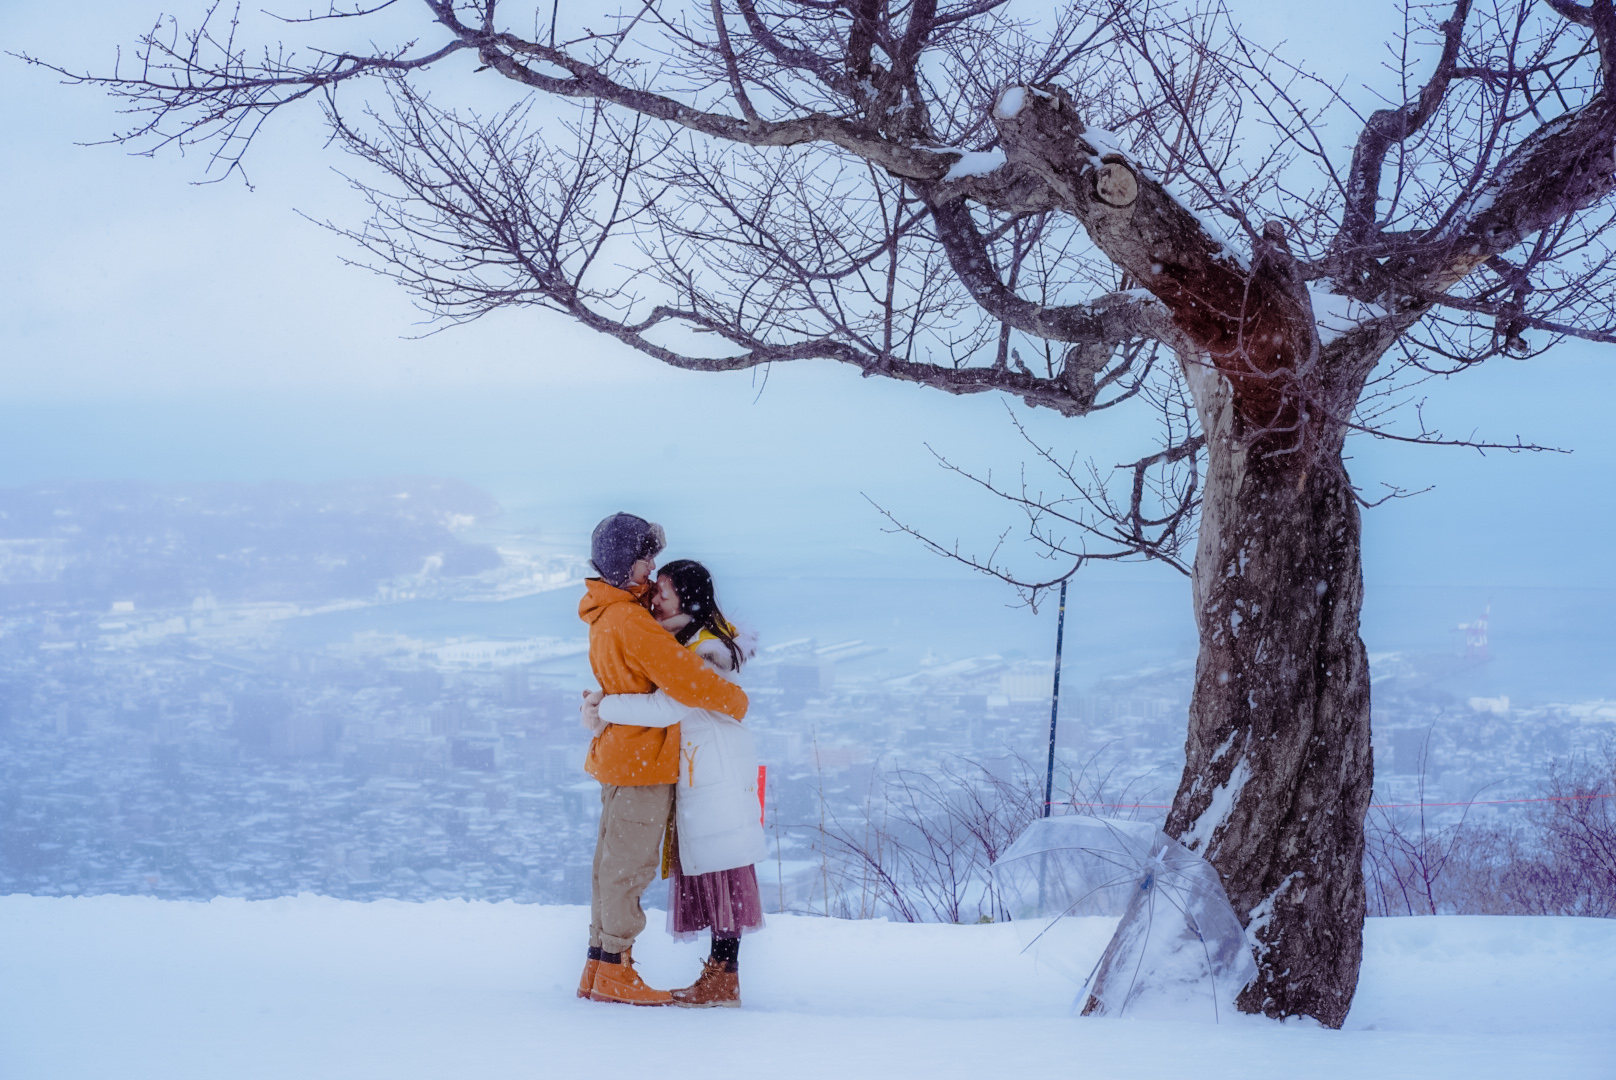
[1161,365,1374,1028]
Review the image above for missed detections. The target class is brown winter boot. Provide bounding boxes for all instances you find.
[576,946,602,1000]
[588,948,673,1006]
[670,958,741,1008]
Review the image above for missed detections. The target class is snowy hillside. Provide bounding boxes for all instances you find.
[1,895,1611,1080]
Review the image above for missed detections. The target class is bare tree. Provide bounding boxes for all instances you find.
[1533,744,1616,911]
[1362,742,1616,917]
[1362,727,1491,915]
[814,750,1125,923]
[22,0,1616,1024]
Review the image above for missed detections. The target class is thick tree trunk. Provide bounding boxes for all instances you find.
[1161,371,1375,1028]
[984,86,1383,1026]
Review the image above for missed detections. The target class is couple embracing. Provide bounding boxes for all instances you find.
[574,512,768,1008]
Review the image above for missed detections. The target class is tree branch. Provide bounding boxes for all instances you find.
[1339,0,1475,253]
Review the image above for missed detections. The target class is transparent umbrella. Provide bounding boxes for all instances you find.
[990,815,1257,1021]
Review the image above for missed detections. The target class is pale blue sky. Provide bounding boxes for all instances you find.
[2,0,1611,595]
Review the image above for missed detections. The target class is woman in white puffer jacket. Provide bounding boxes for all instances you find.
[596,559,767,1007]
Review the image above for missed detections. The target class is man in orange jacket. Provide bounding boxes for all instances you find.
[576,512,749,1006]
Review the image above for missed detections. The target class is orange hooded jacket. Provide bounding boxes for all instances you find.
[579,577,749,786]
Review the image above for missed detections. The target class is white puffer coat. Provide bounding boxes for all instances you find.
[597,633,769,876]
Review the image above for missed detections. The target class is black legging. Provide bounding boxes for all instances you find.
[711,935,740,968]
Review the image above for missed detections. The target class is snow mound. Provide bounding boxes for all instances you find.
[0,895,1611,1080]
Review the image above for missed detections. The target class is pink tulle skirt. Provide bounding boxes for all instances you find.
[667,861,766,942]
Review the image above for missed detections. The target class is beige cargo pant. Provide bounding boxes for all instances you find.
[589,782,675,955]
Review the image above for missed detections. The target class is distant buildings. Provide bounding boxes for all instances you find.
[0,537,1607,907]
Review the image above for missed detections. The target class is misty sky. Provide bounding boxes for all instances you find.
[2,0,1613,594]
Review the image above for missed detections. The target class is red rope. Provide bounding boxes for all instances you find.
[1064,792,1616,811]
[1369,792,1614,809]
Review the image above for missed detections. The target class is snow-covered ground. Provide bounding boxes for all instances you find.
[1,895,1611,1079]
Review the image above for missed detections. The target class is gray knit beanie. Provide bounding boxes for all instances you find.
[589,513,666,587]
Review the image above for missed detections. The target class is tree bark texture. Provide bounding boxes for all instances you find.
[1163,378,1374,1028]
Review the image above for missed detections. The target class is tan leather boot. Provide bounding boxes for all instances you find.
[671,958,741,1008]
[588,948,674,1006]
[576,948,601,1000]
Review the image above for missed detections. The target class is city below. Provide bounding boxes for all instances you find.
[0,480,1610,915]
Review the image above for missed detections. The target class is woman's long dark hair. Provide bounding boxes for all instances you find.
[658,559,743,671]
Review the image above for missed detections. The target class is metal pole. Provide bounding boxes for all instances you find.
[1043,578,1069,818]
